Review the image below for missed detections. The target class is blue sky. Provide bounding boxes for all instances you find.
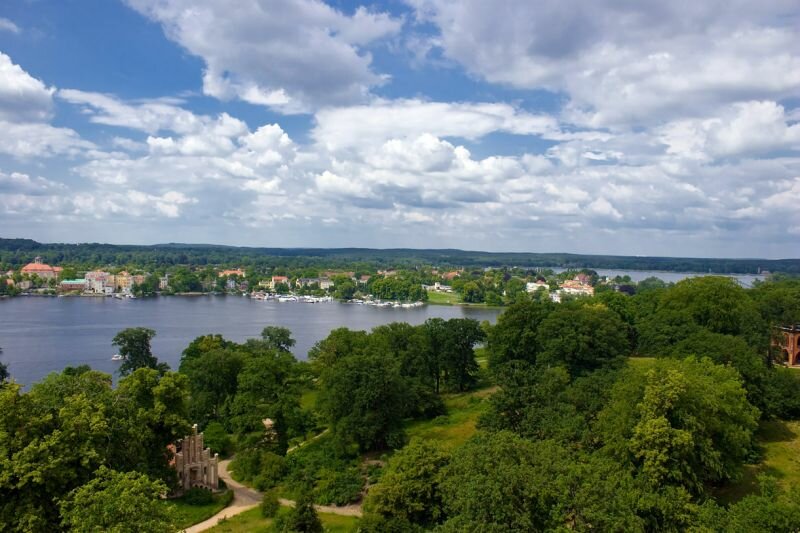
[0,0,798,257]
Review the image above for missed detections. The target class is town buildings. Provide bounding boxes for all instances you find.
[218,268,245,278]
[270,275,289,290]
[20,257,62,280]
[59,279,86,292]
[526,280,549,293]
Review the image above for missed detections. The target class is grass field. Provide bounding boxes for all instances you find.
[163,490,233,530]
[426,291,461,305]
[206,506,359,532]
[405,386,497,449]
[715,420,800,504]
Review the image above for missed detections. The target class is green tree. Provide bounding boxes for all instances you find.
[365,439,449,527]
[113,327,166,376]
[461,281,484,303]
[670,330,770,414]
[202,420,232,456]
[503,277,527,305]
[59,466,174,533]
[659,276,766,349]
[597,357,759,496]
[179,333,233,369]
[440,318,484,392]
[486,299,553,368]
[275,489,323,533]
[261,325,296,353]
[537,304,630,375]
[318,352,409,451]
[0,344,7,383]
[181,347,245,425]
[231,350,304,455]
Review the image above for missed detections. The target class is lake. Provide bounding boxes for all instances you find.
[0,295,502,387]
[553,268,764,287]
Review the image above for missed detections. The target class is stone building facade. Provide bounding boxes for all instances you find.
[173,424,219,492]
[777,325,800,366]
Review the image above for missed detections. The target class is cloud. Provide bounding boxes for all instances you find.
[0,18,20,34]
[125,0,402,113]
[59,89,214,134]
[312,99,560,150]
[0,52,55,122]
[0,170,64,194]
[659,101,800,160]
[0,120,95,158]
[412,0,800,129]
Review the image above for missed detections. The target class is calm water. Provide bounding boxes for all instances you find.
[553,268,764,287]
[0,296,501,387]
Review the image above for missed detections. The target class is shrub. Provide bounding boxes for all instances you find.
[314,467,363,506]
[260,490,280,518]
[231,448,262,482]
[183,487,213,505]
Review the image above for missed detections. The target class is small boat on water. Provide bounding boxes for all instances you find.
[111,354,123,361]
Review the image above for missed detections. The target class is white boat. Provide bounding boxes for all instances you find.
[111,354,123,361]
[277,296,298,302]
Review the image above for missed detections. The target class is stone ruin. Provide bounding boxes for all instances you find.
[173,423,219,492]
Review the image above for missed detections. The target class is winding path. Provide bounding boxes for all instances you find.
[182,432,361,532]
[183,459,260,533]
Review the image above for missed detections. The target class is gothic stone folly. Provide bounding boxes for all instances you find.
[173,424,219,492]
[777,325,800,366]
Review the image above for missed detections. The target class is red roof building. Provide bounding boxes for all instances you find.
[20,257,61,280]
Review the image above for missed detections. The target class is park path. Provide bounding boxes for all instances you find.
[183,459,260,533]
[182,431,361,532]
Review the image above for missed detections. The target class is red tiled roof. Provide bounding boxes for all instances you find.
[21,263,55,273]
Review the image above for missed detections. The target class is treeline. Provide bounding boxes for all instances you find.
[2,238,798,273]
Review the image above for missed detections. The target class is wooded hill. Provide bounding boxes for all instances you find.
[1,238,798,274]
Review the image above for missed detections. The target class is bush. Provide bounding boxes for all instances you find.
[183,487,213,505]
[254,452,287,491]
[314,467,363,506]
[260,490,281,518]
[231,448,262,482]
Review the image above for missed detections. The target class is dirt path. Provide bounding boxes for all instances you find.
[182,431,361,532]
[183,459,260,533]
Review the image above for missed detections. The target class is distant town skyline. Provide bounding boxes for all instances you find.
[0,1,798,258]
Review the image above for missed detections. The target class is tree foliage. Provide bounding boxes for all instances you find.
[113,327,166,376]
[59,466,174,533]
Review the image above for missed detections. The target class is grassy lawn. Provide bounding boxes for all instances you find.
[426,291,461,305]
[206,506,359,532]
[404,386,497,449]
[163,490,233,530]
[715,420,800,504]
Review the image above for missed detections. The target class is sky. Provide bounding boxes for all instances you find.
[0,0,798,258]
